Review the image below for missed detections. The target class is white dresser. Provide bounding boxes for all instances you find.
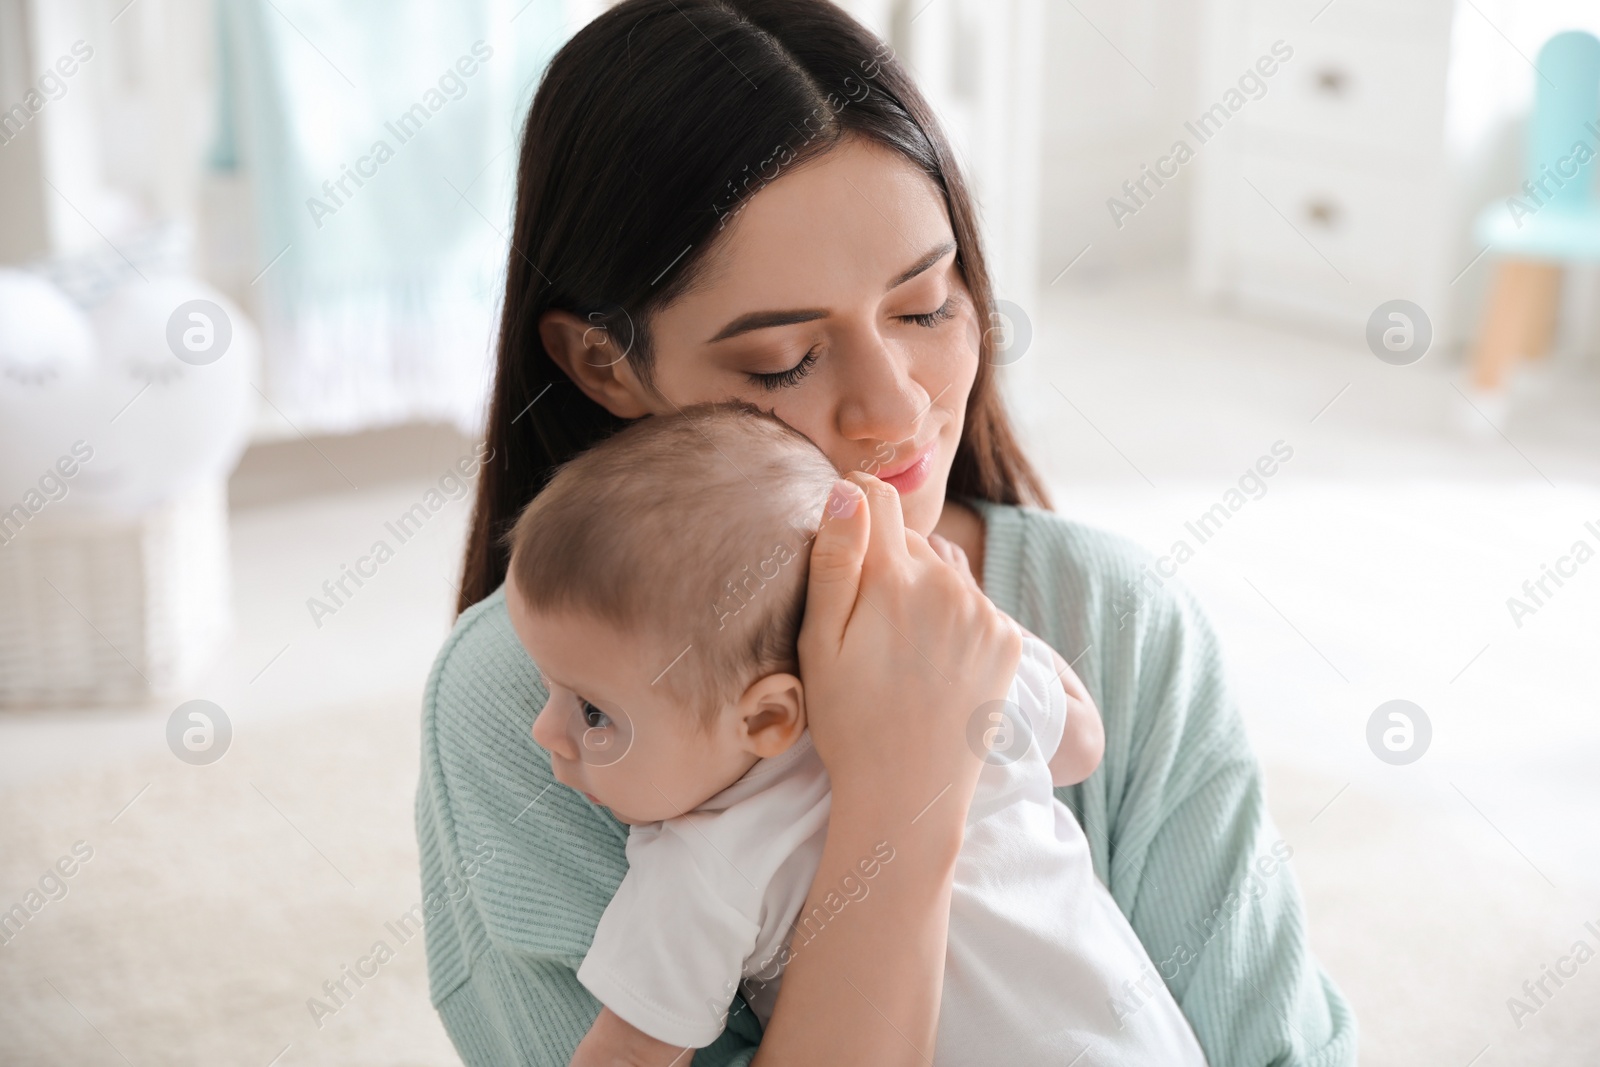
[1191,0,1459,338]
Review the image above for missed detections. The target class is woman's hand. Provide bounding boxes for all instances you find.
[752,474,1021,1066]
[927,529,1105,784]
[799,473,1022,830]
[569,1008,688,1067]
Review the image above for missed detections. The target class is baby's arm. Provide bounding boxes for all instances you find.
[1024,625,1105,788]
[574,826,764,1062]
[570,1007,691,1067]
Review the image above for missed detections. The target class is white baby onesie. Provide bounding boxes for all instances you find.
[577,634,1208,1065]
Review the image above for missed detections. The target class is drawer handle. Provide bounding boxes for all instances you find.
[1304,198,1342,228]
[1314,66,1349,96]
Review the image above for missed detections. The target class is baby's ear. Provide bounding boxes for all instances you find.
[736,672,805,759]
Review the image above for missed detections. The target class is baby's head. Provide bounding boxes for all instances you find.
[504,402,839,824]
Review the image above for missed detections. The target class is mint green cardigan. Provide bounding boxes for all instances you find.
[415,501,1357,1065]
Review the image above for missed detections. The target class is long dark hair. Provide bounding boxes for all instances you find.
[458,0,1049,613]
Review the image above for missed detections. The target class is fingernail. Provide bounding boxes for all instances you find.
[826,479,860,518]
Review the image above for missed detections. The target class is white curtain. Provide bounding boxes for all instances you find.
[214,0,573,435]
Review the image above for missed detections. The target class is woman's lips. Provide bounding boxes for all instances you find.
[877,442,935,495]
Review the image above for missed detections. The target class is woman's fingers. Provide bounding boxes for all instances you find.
[929,532,981,593]
[800,479,870,652]
[846,471,908,574]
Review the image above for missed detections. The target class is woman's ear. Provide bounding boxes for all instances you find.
[734,673,806,759]
[539,309,657,419]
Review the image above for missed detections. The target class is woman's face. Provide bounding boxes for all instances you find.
[620,136,981,538]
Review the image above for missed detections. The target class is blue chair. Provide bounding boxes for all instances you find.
[1469,30,1600,392]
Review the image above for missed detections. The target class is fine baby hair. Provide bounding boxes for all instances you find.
[505,401,839,723]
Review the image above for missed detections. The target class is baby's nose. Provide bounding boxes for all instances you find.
[530,700,576,759]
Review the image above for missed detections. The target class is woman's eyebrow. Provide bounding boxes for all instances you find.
[704,239,958,344]
[707,307,829,343]
[884,239,957,292]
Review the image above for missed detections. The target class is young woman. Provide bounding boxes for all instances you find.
[416,1,1355,1064]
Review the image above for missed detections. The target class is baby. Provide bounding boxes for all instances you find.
[503,403,1206,1066]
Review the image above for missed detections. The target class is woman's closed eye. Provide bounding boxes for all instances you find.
[899,295,957,329]
[744,295,957,392]
[747,346,820,391]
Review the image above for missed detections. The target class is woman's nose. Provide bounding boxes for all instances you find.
[531,699,577,760]
[834,330,925,445]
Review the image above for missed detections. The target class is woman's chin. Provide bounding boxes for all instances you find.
[904,475,954,537]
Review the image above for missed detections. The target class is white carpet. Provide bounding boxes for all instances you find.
[0,694,458,1066]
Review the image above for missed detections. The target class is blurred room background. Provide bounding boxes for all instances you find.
[2,0,1598,1063]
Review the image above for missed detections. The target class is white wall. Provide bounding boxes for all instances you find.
[1037,0,1202,281]
[839,0,1045,313]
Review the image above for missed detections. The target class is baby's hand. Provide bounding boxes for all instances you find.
[569,1007,689,1067]
[988,614,1104,789]
[1041,640,1104,787]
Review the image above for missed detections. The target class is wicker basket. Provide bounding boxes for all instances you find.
[0,479,231,707]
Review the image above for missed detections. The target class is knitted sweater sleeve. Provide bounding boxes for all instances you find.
[981,503,1358,1067]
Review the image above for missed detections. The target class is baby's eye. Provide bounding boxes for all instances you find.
[580,699,611,730]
